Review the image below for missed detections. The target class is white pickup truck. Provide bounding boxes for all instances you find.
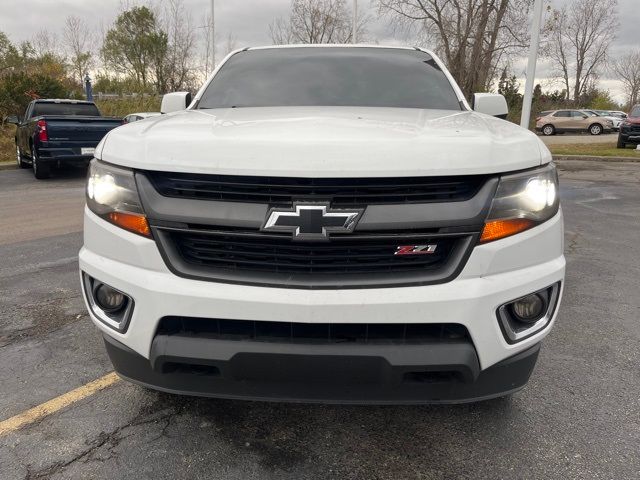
[80,45,564,404]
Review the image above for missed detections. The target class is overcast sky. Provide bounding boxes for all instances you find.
[1,0,638,101]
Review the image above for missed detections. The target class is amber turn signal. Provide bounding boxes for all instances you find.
[479,218,535,244]
[108,212,151,237]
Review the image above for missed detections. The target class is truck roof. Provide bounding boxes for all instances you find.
[33,99,95,104]
[245,44,433,54]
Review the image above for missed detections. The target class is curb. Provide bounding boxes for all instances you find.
[0,162,17,171]
[553,154,640,163]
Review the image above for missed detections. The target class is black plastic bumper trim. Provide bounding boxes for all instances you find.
[103,334,540,405]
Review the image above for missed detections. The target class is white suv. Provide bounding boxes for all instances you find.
[80,46,564,404]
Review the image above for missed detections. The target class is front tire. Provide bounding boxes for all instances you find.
[15,145,29,168]
[32,150,51,179]
[617,135,626,149]
[542,124,555,136]
[589,123,603,135]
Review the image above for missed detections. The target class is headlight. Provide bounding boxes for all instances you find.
[480,163,559,243]
[86,159,151,237]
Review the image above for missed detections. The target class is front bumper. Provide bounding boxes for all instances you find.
[620,131,640,144]
[103,333,541,404]
[80,207,565,403]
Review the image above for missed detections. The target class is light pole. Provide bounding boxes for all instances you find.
[352,0,357,44]
[210,0,215,70]
[520,0,544,129]
[84,73,93,102]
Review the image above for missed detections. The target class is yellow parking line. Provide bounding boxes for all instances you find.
[0,372,120,436]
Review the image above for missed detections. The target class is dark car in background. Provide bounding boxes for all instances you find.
[617,105,640,149]
[7,99,122,179]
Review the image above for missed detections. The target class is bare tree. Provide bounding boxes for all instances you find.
[378,0,532,97]
[270,0,367,45]
[543,0,618,102]
[32,29,60,57]
[269,17,294,45]
[221,32,239,58]
[610,50,640,108]
[198,13,214,79]
[157,0,197,92]
[166,0,196,90]
[63,16,93,85]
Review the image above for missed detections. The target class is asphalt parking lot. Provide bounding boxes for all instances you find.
[1,161,639,479]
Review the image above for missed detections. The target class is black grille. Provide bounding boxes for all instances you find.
[145,172,486,205]
[167,229,458,275]
[157,316,470,345]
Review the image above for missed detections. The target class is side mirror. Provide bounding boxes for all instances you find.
[161,92,192,114]
[5,115,19,125]
[472,93,508,119]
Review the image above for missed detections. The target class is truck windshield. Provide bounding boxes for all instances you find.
[32,102,100,117]
[630,106,640,117]
[197,47,462,111]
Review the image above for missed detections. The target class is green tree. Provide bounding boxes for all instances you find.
[498,69,522,108]
[101,6,168,92]
[1,32,68,83]
[580,87,619,110]
[93,74,150,95]
[497,67,523,122]
[0,72,66,118]
[0,30,76,122]
[0,32,21,75]
[533,84,543,103]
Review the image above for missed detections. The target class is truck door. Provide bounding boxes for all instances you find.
[569,111,589,130]
[552,111,571,131]
[19,102,34,155]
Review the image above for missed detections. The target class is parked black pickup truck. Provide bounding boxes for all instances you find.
[7,99,122,179]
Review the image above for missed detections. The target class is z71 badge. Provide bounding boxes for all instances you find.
[394,245,438,255]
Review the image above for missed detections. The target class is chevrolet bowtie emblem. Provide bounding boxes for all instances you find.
[262,203,364,240]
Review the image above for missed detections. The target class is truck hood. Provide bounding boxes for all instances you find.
[98,107,549,177]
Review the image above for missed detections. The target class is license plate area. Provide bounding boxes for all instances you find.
[230,353,388,384]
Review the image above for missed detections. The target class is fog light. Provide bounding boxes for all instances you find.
[94,284,126,313]
[511,294,545,323]
[81,273,134,333]
[497,283,561,344]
